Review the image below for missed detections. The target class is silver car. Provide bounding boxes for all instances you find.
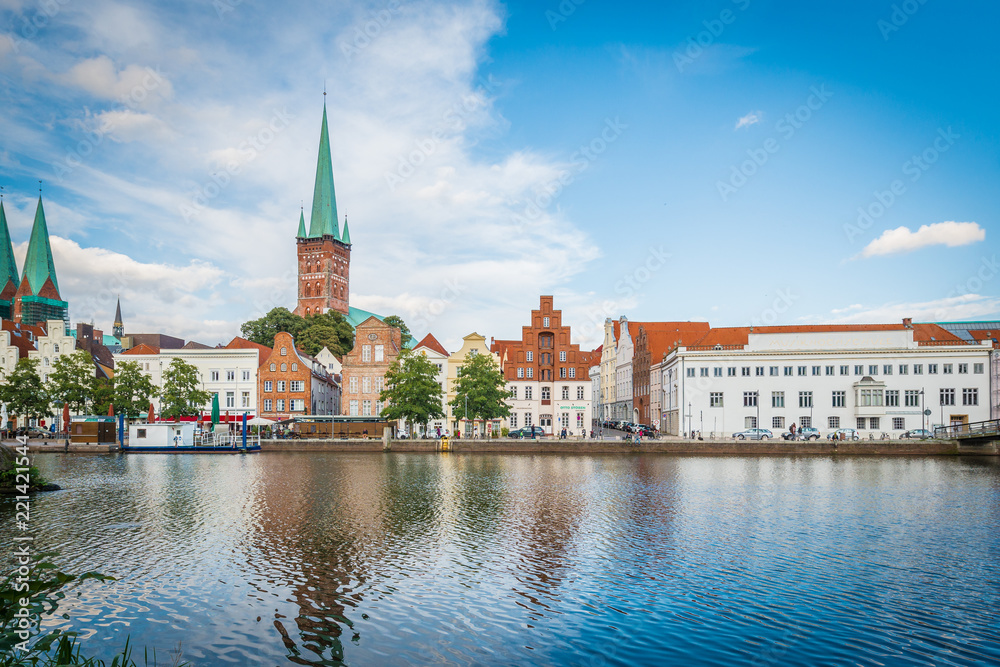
[827,428,860,441]
[732,428,773,440]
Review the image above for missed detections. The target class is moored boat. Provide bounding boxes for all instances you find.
[124,422,260,453]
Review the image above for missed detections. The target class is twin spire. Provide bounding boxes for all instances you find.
[299,102,350,243]
[0,196,60,295]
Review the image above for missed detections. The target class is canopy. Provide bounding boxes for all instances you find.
[248,416,276,426]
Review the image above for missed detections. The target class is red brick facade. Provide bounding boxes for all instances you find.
[340,317,401,416]
[295,236,350,317]
[491,296,590,383]
[258,332,317,420]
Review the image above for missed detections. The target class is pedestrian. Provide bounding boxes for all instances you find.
[790,423,797,440]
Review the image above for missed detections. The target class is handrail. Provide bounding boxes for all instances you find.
[934,419,1000,439]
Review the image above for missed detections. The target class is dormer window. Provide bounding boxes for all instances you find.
[280,347,287,356]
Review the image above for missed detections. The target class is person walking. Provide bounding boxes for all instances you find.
[790,423,797,440]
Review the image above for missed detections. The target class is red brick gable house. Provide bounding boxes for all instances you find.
[258,332,338,420]
[340,317,401,417]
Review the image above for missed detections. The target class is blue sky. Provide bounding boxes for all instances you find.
[1,0,997,350]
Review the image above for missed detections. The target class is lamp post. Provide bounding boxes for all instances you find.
[920,388,925,434]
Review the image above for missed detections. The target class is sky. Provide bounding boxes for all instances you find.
[1,0,998,352]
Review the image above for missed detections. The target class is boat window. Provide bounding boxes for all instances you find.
[137,429,146,439]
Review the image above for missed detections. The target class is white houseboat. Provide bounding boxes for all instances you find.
[125,422,260,453]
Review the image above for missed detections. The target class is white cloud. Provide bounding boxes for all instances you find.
[859,221,985,258]
[734,111,761,130]
[805,294,1000,325]
[59,55,173,105]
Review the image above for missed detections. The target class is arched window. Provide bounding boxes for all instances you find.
[304,284,311,297]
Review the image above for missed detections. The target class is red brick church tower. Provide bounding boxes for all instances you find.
[294,99,352,317]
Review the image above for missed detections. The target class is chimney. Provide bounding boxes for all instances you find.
[94,329,103,340]
[902,318,913,329]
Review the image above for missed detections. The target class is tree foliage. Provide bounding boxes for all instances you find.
[379,350,444,429]
[382,315,412,347]
[91,377,115,417]
[240,307,354,357]
[160,359,211,419]
[0,359,50,424]
[113,360,159,419]
[46,350,94,414]
[448,352,510,426]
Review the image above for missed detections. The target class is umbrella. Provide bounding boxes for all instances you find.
[211,393,220,432]
[147,403,155,423]
[248,416,276,426]
[62,403,70,433]
[107,403,114,417]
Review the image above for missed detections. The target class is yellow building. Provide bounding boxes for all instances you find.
[446,332,501,436]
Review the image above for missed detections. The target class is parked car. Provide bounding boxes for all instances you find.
[732,428,773,440]
[827,428,861,441]
[636,425,657,438]
[508,426,545,439]
[14,426,57,440]
[781,427,821,441]
[900,429,934,439]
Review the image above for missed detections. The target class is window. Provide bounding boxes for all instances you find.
[510,386,517,400]
[974,363,984,374]
[742,367,750,377]
[526,368,533,379]
[243,370,251,381]
[904,390,920,407]
[561,386,570,400]
[291,399,304,411]
[211,370,220,381]
[280,363,287,372]
[526,351,533,362]
[958,363,968,374]
[270,363,276,372]
[710,392,724,408]
[883,365,892,376]
[559,367,567,379]
[524,413,533,426]
[772,392,784,408]
[362,345,371,362]
[264,381,273,392]
[745,416,757,429]
[728,368,736,377]
[277,381,286,392]
[800,417,811,428]
[375,345,384,362]
[543,316,550,327]
[349,400,358,416]
[541,387,551,400]
[854,365,863,376]
[375,400,383,415]
[290,381,304,392]
[869,417,879,430]
[280,347,287,356]
[769,366,779,376]
[577,386,585,400]
[43,357,49,367]
[798,366,807,376]
[744,391,758,407]
[773,416,784,429]
[291,363,297,372]
[277,399,285,411]
[825,366,835,376]
[569,368,576,378]
[54,344,59,353]
[756,367,765,377]
[517,368,524,378]
[349,377,358,393]
[525,387,533,400]
[362,400,371,416]
[914,364,923,375]
[940,388,955,406]
[812,366,821,376]
[899,365,908,375]
[226,370,236,381]
[928,364,938,374]
[962,388,978,406]
[886,390,899,407]
[943,364,953,374]
[828,416,840,429]
[840,365,849,375]
[832,391,845,407]
[362,377,371,394]
[263,399,272,411]
[510,414,518,429]
[784,366,793,376]
[560,351,567,362]
[714,368,723,377]
[798,391,813,408]
[869,365,878,375]
[860,388,883,406]
[893,417,905,430]
[687,368,695,378]
[241,391,250,408]
[700,367,709,377]
[857,417,866,430]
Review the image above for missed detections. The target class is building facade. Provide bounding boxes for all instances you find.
[599,318,618,421]
[412,333,449,436]
[446,332,498,435]
[0,319,76,429]
[660,321,992,437]
[633,322,711,428]
[340,316,402,417]
[612,317,633,422]
[295,103,352,317]
[492,296,593,436]
[258,332,338,420]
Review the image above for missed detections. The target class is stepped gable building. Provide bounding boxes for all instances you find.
[294,101,352,318]
[14,196,68,328]
[491,296,594,436]
[0,199,19,320]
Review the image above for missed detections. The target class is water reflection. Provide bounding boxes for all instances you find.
[2,454,999,666]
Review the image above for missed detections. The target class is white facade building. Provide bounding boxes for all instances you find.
[660,322,993,438]
[412,333,450,436]
[600,318,617,421]
[612,317,633,421]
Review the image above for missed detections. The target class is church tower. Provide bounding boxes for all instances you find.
[113,297,124,339]
[294,100,351,317]
[0,196,20,320]
[14,195,69,328]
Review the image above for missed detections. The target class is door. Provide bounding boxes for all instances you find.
[950,414,969,435]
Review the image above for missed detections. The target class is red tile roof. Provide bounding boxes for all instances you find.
[686,322,971,349]
[414,333,449,357]
[225,336,273,365]
[122,343,160,355]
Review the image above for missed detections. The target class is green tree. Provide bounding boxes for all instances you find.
[91,377,115,416]
[113,360,159,419]
[0,358,50,426]
[240,307,307,347]
[300,311,355,356]
[379,350,444,432]
[382,315,412,347]
[160,359,211,419]
[46,350,94,414]
[448,352,510,435]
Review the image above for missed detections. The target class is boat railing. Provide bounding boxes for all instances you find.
[193,429,261,449]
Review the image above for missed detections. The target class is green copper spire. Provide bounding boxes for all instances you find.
[296,209,307,238]
[22,196,59,295]
[308,103,341,240]
[341,215,351,245]
[0,202,19,288]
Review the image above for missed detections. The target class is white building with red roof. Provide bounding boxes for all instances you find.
[412,333,450,436]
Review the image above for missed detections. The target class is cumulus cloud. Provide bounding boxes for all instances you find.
[59,56,173,105]
[734,111,761,130]
[859,221,985,258]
